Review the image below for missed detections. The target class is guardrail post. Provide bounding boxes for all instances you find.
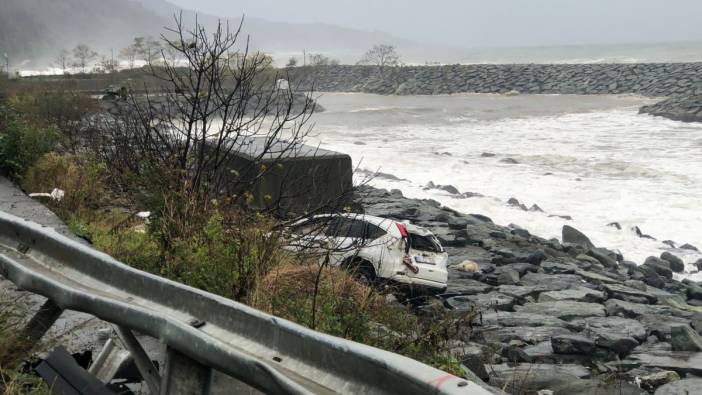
[160,347,213,395]
[20,299,63,346]
[114,326,161,394]
[88,338,131,383]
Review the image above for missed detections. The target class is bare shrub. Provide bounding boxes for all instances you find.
[91,15,331,247]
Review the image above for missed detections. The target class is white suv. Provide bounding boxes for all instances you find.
[286,213,448,292]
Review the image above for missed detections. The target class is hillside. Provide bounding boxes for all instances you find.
[0,0,164,66]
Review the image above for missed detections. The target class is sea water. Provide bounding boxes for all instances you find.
[308,93,702,278]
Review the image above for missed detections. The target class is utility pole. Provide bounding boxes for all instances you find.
[110,48,115,83]
[3,53,8,77]
[303,49,306,66]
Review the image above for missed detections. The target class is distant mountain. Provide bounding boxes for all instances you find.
[134,0,450,64]
[0,0,459,68]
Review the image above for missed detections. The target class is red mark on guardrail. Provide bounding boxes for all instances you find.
[429,374,455,392]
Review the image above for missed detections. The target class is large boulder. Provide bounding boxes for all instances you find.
[586,248,619,268]
[450,342,491,381]
[629,350,702,377]
[670,325,702,351]
[478,312,571,328]
[643,257,674,279]
[574,316,647,354]
[588,316,647,341]
[445,292,516,312]
[521,273,587,291]
[496,269,521,286]
[495,262,539,275]
[680,243,699,252]
[605,299,675,318]
[541,260,579,274]
[637,267,667,289]
[691,313,702,335]
[574,269,622,285]
[458,365,505,395]
[481,326,572,345]
[515,301,606,321]
[637,371,680,393]
[562,225,595,249]
[538,287,605,303]
[654,378,702,395]
[638,314,692,341]
[551,334,596,354]
[603,283,658,304]
[444,278,493,296]
[488,363,591,394]
[496,285,548,300]
[660,252,685,273]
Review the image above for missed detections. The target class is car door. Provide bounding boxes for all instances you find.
[325,217,369,265]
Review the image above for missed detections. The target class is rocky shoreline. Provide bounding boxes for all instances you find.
[361,185,702,394]
[293,64,702,97]
[639,95,702,123]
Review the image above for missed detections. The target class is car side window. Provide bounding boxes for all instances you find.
[366,224,386,239]
[291,218,330,236]
[326,217,349,237]
[327,218,370,239]
[346,220,367,238]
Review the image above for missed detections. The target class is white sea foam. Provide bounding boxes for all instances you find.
[310,93,702,276]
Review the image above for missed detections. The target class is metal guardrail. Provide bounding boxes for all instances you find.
[0,211,491,394]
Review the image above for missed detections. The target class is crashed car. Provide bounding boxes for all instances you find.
[285,213,448,292]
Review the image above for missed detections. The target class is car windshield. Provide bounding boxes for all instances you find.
[408,232,443,253]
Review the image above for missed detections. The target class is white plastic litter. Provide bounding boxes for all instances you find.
[28,188,65,202]
[276,79,289,90]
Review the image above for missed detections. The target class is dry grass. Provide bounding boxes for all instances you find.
[254,263,380,309]
[0,296,49,395]
[252,262,384,341]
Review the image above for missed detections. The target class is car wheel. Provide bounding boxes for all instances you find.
[347,260,376,285]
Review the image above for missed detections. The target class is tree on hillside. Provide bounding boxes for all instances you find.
[54,49,70,74]
[98,55,118,73]
[286,57,298,67]
[120,37,146,69]
[119,46,138,69]
[226,51,274,71]
[308,53,339,66]
[357,44,400,73]
[143,36,162,64]
[163,43,183,66]
[72,44,98,73]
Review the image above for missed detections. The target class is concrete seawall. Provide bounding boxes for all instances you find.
[292,63,702,97]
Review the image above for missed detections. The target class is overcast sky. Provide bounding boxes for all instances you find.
[167,0,702,48]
